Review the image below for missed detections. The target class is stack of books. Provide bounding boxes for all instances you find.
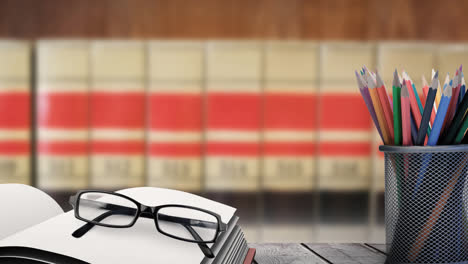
[0,186,256,264]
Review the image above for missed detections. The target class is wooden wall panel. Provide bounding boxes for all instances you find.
[1,0,468,41]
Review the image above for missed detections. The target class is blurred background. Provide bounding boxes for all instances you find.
[1,0,468,243]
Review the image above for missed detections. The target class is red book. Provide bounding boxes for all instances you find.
[90,41,146,189]
[243,248,257,264]
[263,42,318,191]
[318,43,374,191]
[205,42,262,191]
[0,41,30,185]
[37,41,89,190]
[147,42,203,191]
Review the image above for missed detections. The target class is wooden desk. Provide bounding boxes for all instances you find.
[250,243,387,264]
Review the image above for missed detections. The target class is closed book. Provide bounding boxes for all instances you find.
[90,41,146,188]
[0,41,31,185]
[318,42,374,191]
[205,41,262,191]
[147,41,203,192]
[263,41,318,191]
[377,43,435,85]
[36,40,89,190]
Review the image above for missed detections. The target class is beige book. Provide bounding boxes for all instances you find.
[90,41,146,188]
[36,40,89,190]
[263,41,319,191]
[437,44,468,78]
[147,41,204,191]
[318,42,375,191]
[377,42,436,86]
[0,40,31,185]
[205,41,262,191]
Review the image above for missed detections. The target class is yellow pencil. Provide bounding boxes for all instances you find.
[435,79,442,108]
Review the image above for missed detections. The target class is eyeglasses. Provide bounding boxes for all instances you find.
[69,191,227,259]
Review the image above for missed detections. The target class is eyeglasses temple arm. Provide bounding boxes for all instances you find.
[72,208,131,238]
[183,225,214,259]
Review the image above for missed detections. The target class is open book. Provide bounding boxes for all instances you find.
[0,185,256,264]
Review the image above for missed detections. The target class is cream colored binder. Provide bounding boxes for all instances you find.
[263,41,319,191]
[318,42,375,191]
[90,41,146,188]
[147,41,204,191]
[0,40,31,185]
[36,40,89,190]
[205,41,262,191]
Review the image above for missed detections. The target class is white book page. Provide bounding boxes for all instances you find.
[0,184,63,240]
[0,187,236,264]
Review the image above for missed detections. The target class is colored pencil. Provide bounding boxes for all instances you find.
[393,70,402,145]
[416,72,438,145]
[401,82,412,146]
[356,71,384,141]
[454,114,468,144]
[433,69,442,108]
[427,84,452,146]
[405,79,423,130]
[443,74,460,133]
[376,72,394,143]
[460,72,466,105]
[410,112,418,145]
[368,75,391,144]
[442,73,468,144]
[422,78,428,108]
[409,154,468,261]
[423,75,437,127]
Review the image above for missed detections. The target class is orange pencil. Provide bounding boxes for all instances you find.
[376,72,394,143]
[368,76,391,144]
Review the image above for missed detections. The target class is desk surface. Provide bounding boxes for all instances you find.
[250,243,387,264]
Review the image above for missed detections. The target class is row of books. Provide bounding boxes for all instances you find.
[1,40,466,192]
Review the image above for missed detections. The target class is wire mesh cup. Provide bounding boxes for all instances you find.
[380,145,468,264]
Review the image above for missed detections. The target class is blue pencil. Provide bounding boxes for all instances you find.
[427,85,452,146]
[459,72,465,107]
[410,113,418,145]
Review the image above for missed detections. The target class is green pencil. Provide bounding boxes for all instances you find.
[454,114,468,144]
[393,70,402,145]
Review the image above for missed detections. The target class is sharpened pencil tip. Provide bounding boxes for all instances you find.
[401,82,409,97]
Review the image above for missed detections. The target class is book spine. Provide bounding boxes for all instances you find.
[147,41,203,192]
[205,42,262,191]
[437,44,468,83]
[36,40,89,190]
[318,43,374,191]
[0,41,31,185]
[90,41,146,188]
[263,41,318,191]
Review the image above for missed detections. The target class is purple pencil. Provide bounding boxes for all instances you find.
[356,71,384,141]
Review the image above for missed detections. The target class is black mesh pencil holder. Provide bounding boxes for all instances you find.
[380,145,468,264]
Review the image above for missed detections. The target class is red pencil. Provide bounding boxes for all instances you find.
[405,78,422,130]
[376,72,394,143]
